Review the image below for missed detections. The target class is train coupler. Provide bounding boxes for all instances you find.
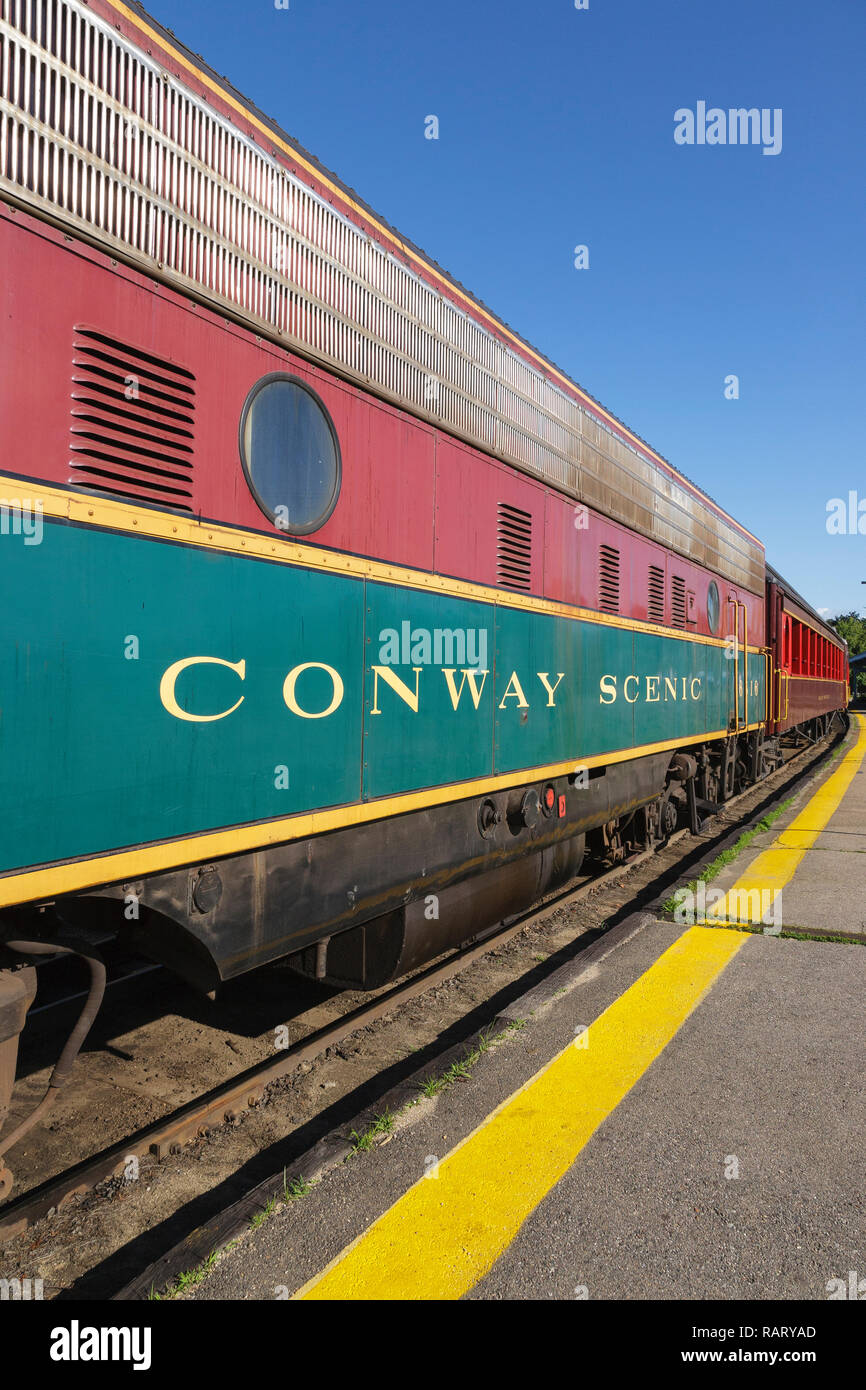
[0,937,106,1201]
[0,964,38,1199]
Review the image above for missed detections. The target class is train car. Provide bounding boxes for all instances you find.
[0,0,847,1188]
[766,566,848,740]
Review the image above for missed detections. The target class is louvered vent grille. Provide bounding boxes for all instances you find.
[69,329,195,510]
[598,544,620,614]
[496,503,532,591]
[648,565,665,624]
[0,0,767,594]
[671,575,687,629]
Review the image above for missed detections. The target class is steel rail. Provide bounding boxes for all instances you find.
[0,723,844,1243]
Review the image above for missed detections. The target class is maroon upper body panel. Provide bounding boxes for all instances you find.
[1,203,764,642]
[71,0,761,563]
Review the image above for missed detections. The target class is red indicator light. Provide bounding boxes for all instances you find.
[544,785,555,809]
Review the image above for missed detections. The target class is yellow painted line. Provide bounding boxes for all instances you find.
[297,924,746,1301]
[707,713,866,926]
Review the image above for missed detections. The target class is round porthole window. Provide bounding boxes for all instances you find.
[707,580,721,634]
[239,374,341,535]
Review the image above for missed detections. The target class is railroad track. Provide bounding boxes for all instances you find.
[0,726,844,1244]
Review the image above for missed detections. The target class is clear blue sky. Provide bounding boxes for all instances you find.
[146,0,865,618]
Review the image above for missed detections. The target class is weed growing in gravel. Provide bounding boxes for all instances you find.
[348,1110,395,1154]
[149,1250,218,1300]
[416,1018,527,1098]
[661,796,796,915]
[283,1171,315,1202]
[250,1196,278,1229]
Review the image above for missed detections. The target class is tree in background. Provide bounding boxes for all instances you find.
[829,612,866,654]
[829,612,866,697]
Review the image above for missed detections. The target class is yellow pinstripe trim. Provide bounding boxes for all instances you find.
[12,474,760,652]
[781,605,846,646]
[0,729,753,908]
[100,0,759,548]
[1,470,768,904]
[706,713,866,925]
[788,674,846,683]
[296,924,746,1300]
